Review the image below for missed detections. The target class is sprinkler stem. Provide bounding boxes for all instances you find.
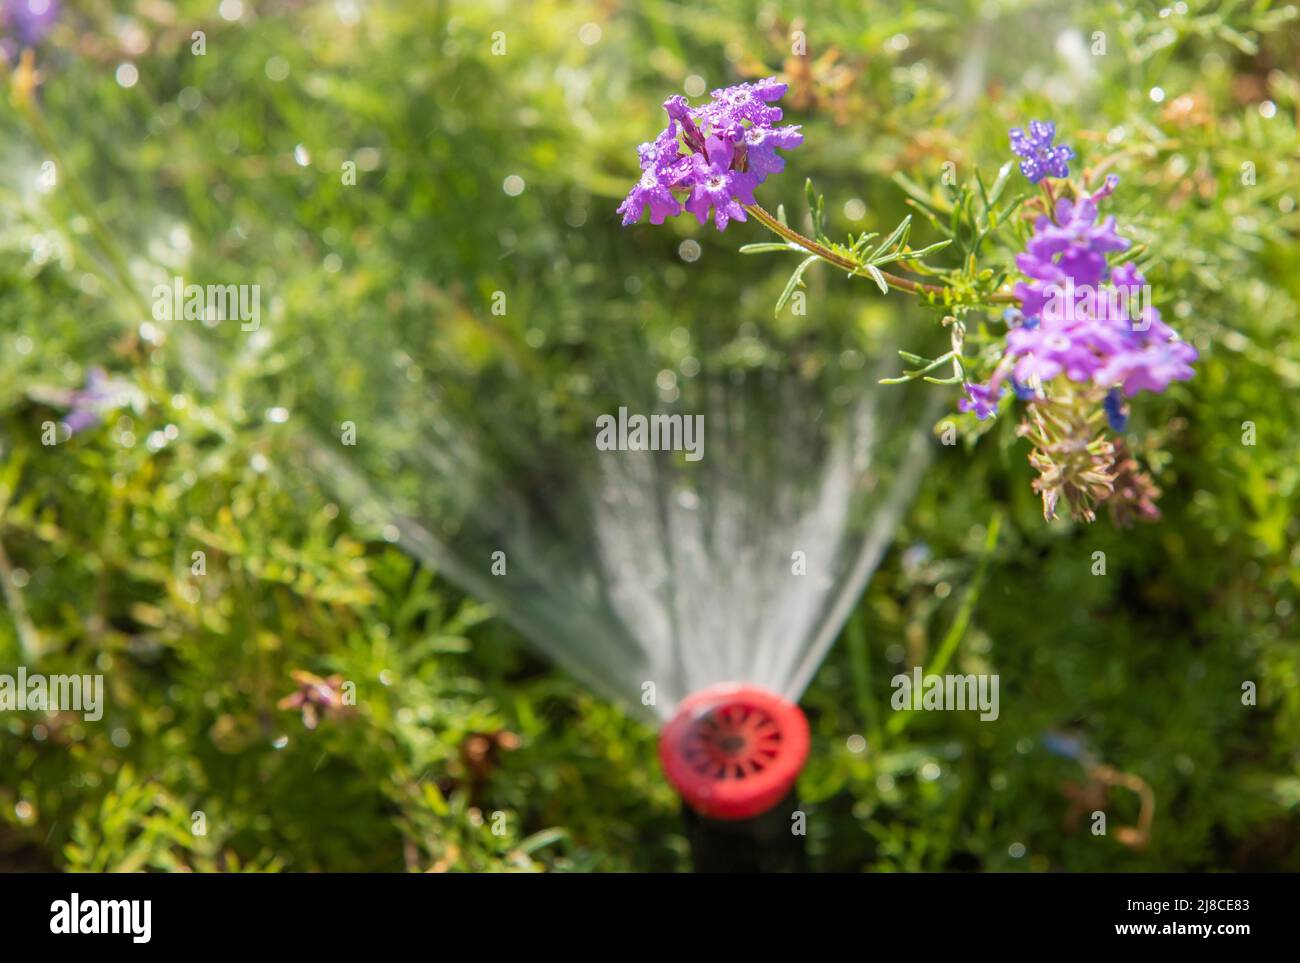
[659,683,811,872]
[681,789,807,873]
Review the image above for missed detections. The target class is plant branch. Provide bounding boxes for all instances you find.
[744,203,1017,304]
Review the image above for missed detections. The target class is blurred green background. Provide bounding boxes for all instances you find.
[1,0,1298,871]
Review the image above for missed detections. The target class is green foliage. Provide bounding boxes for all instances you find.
[1,0,1298,871]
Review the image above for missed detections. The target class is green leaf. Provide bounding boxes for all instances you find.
[986,160,1016,208]
[851,231,880,253]
[904,199,955,238]
[775,255,820,316]
[879,350,956,383]
[864,263,890,295]
[804,178,826,239]
[892,171,952,213]
[871,215,913,261]
[738,242,796,254]
[892,238,952,261]
[1216,25,1258,55]
[517,828,569,855]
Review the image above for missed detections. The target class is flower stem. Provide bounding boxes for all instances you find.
[744,203,1017,304]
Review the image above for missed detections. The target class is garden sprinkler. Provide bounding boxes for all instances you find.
[659,683,810,872]
[306,237,937,872]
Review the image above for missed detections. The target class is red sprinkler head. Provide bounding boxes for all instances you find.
[659,683,810,821]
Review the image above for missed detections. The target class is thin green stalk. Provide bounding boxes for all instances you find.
[744,203,1018,304]
[0,536,42,660]
[845,609,881,750]
[888,510,1003,737]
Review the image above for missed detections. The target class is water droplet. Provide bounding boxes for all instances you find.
[265,56,290,82]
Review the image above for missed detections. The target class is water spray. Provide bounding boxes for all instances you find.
[307,255,937,871]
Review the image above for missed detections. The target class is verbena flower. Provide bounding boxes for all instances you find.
[62,366,139,435]
[1000,179,1197,402]
[1015,197,1129,292]
[1,0,59,56]
[1009,120,1074,183]
[683,136,758,230]
[958,381,1003,420]
[960,127,1200,523]
[618,78,802,231]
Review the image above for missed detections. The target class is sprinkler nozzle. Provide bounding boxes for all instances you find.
[659,683,810,821]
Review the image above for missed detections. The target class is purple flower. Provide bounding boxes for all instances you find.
[663,96,706,153]
[618,78,801,231]
[1109,260,1144,290]
[1009,120,1075,184]
[61,366,138,435]
[1095,339,1199,397]
[1016,197,1129,290]
[1090,174,1120,202]
[1,0,59,49]
[617,167,684,226]
[995,149,1197,409]
[1006,325,1102,384]
[700,78,788,128]
[742,123,804,178]
[684,136,756,230]
[958,381,1004,420]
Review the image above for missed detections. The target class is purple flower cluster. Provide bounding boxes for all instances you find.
[961,128,1197,421]
[618,78,802,231]
[1,0,59,50]
[1009,120,1074,184]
